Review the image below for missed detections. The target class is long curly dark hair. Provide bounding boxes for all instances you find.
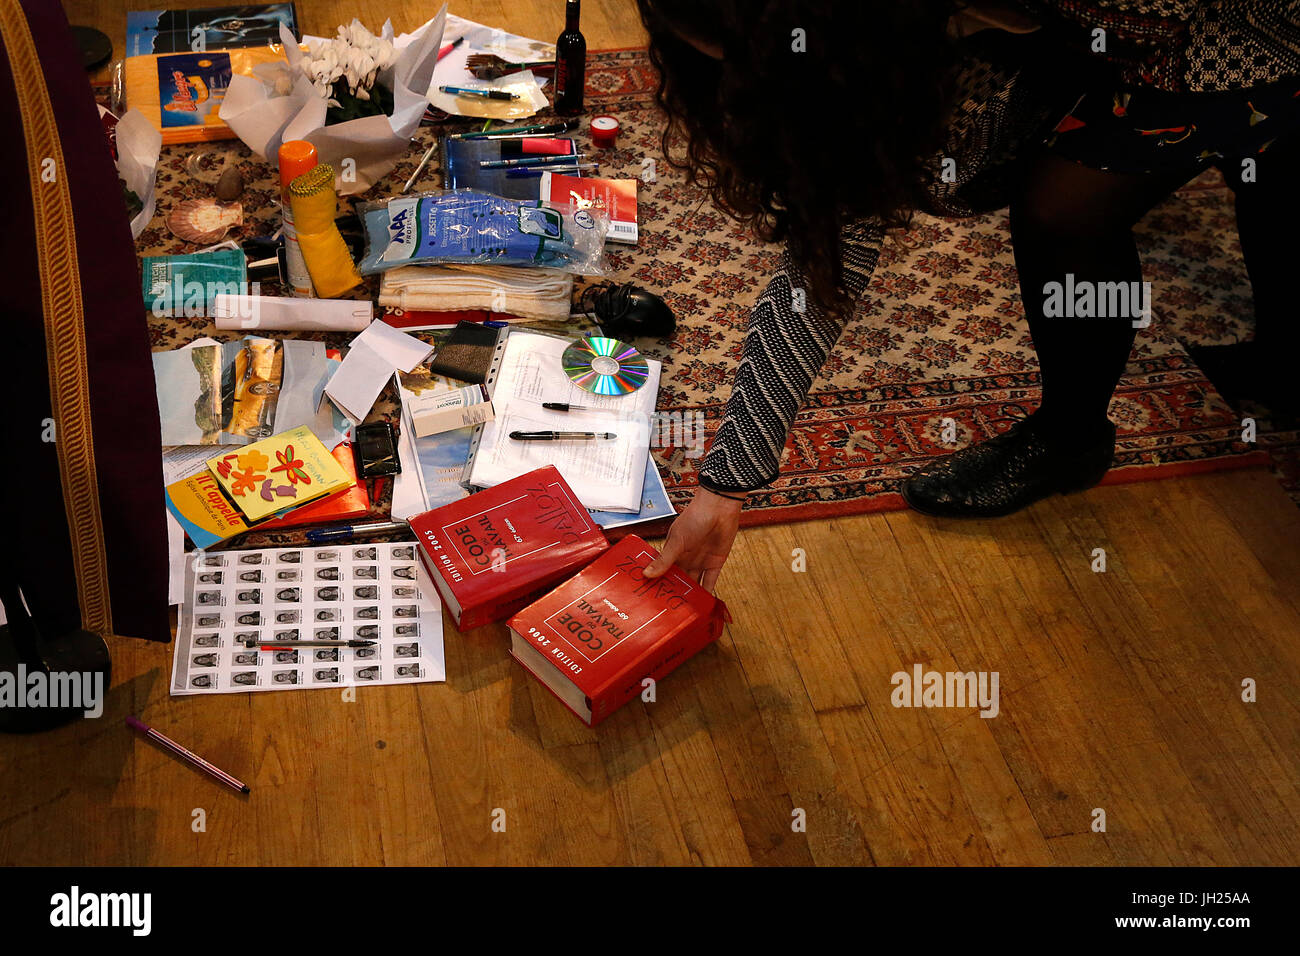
[637,0,960,313]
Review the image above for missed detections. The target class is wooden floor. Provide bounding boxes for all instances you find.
[3,1,1298,866]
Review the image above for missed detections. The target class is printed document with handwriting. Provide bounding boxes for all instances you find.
[467,330,660,512]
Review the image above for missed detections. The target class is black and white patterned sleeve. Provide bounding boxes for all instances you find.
[695,220,885,494]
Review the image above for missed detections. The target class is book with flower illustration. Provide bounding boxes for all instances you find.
[205,424,354,523]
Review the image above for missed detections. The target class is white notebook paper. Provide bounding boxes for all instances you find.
[465,329,660,512]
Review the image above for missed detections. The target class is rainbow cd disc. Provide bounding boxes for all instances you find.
[561,336,650,396]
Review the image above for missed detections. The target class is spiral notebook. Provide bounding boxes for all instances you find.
[459,327,660,513]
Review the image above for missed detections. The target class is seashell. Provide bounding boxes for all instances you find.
[166,199,243,244]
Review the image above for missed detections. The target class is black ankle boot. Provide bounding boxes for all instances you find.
[901,413,1116,518]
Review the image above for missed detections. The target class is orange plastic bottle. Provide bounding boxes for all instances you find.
[278,140,319,297]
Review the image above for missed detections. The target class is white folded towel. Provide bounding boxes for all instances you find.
[378,263,574,321]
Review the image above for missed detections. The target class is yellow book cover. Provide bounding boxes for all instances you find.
[205,425,354,523]
[165,471,249,549]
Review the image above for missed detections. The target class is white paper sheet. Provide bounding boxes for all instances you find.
[172,543,445,694]
[324,321,433,423]
[420,14,555,121]
[588,455,677,530]
[111,108,161,240]
[468,331,659,512]
[425,69,549,122]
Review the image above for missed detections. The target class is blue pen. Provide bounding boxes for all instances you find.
[483,320,508,328]
[305,520,407,544]
[506,163,597,178]
[440,85,518,101]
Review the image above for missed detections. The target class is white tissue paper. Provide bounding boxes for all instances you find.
[108,107,162,240]
[219,5,448,195]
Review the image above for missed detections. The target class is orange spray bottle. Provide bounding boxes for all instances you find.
[278,140,318,297]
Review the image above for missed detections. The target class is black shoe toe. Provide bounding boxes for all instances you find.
[901,415,1116,519]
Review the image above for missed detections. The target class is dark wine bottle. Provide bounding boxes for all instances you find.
[553,0,586,116]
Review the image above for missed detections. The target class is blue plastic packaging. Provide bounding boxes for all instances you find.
[358,189,609,276]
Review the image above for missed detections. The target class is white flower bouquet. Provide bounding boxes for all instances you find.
[300,20,399,121]
[219,5,447,194]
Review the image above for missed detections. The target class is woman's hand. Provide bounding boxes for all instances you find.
[643,487,745,592]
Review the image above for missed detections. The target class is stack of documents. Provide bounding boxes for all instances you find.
[466,330,662,514]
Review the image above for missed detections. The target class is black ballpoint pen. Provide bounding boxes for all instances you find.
[509,431,617,440]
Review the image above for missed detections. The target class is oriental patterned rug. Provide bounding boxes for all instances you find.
[126,48,1296,535]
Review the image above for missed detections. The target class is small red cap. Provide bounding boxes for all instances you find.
[590,114,619,148]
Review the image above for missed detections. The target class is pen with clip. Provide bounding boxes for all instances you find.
[480,153,587,169]
[449,119,578,140]
[506,163,597,178]
[509,431,617,441]
[440,85,519,101]
[542,402,599,412]
[305,520,408,544]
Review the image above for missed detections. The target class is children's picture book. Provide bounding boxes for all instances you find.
[205,425,354,523]
[257,443,370,530]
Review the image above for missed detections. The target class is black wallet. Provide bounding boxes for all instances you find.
[426,321,501,385]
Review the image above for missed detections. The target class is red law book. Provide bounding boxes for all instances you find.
[507,534,731,726]
[408,465,609,631]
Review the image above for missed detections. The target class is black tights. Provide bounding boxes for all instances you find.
[1009,135,1300,432]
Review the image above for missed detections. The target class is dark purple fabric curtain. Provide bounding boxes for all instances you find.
[0,0,169,641]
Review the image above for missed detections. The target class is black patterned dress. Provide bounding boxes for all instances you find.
[695,0,1300,496]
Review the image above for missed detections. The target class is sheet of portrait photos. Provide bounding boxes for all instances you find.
[172,543,445,695]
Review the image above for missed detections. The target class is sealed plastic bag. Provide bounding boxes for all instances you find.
[358,189,610,276]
